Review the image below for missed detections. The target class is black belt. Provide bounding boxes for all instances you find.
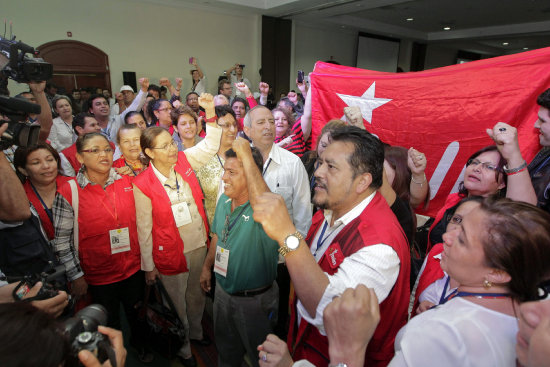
[231,284,272,297]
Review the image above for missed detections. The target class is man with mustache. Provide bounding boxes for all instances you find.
[249,126,410,367]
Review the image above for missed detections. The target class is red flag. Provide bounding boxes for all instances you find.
[310,48,550,217]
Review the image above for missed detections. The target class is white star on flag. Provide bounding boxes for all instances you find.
[337,82,392,123]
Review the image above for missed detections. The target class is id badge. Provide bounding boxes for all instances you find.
[213,246,230,278]
[171,201,192,227]
[109,227,131,254]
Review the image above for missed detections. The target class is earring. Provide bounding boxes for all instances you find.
[483,279,492,289]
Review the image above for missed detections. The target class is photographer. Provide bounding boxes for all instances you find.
[0,302,127,367]
[0,279,68,317]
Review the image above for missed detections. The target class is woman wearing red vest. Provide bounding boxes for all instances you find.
[52,132,150,361]
[14,143,73,242]
[133,93,221,366]
[112,123,146,176]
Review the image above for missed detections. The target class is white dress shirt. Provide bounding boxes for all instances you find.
[262,144,312,237]
[297,192,400,335]
[48,116,76,151]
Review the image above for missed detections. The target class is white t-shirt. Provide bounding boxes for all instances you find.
[391,297,518,367]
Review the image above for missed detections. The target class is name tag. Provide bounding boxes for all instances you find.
[214,246,230,278]
[109,227,131,254]
[172,201,192,227]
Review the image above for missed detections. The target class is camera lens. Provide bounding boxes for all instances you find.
[75,304,108,331]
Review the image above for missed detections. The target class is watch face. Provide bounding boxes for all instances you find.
[286,235,300,250]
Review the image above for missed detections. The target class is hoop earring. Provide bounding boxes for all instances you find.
[483,279,492,289]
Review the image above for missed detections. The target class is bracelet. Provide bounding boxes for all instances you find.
[205,116,217,123]
[411,174,426,185]
[503,161,527,175]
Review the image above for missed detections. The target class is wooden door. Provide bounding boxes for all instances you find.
[37,40,111,95]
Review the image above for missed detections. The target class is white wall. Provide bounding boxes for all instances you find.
[3,0,261,96]
[292,22,357,84]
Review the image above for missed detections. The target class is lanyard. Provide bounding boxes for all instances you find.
[217,154,224,169]
[262,158,272,176]
[30,182,53,223]
[439,276,457,305]
[222,202,251,245]
[313,221,343,257]
[100,188,118,224]
[125,160,138,176]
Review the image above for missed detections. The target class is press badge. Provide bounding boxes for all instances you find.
[171,201,192,227]
[109,227,131,254]
[213,246,230,277]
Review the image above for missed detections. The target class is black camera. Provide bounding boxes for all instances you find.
[7,264,67,302]
[64,304,117,367]
[0,35,52,149]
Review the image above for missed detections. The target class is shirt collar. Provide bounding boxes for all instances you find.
[76,167,121,189]
[323,191,377,228]
[267,143,282,165]
[150,161,177,186]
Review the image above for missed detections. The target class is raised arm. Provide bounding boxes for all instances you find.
[29,81,53,142]
[488,122,537,205]
[232,137,271,205]
[408,147,429,208]
[225,63,239,77]
[300,81,312,141]
[259,82,269,106]
[191,58,204,80]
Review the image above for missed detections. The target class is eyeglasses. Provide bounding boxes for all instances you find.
[80,148,114,155]
[445,213,463,225]
[466,158,500,172]
[157,107,173,112]
[151,141,178,151]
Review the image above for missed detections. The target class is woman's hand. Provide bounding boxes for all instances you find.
[487,122,523,163]
[71,276,88,298]
[235,82,252,98]
[257,334,294,367]
[145,268,159,285]
[199,93,215,119]
[139,77,149,93]
[408,147,427,176]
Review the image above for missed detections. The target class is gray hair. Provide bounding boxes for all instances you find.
[52,95,72,111]
[243,105,270,128]
[214,94,229,106]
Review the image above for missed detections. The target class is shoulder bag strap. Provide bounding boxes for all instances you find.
[68,179,79,253]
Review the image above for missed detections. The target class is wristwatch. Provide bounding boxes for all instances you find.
[278,231,303,257]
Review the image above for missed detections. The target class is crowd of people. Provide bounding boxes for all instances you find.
[0,62,549,367]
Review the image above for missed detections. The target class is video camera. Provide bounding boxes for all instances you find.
[64,304,117,367]
[0,35,53,150]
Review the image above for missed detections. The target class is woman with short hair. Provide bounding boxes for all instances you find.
[171,105,203,151]
[48,95,76,152]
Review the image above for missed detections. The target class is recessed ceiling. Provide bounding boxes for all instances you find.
[160,0,550,54]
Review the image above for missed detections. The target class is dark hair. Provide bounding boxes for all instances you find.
[458,145,507,197]
[124,110,144,124]
[330,126,384,188]
[478,197,550,302]
[160,86,167,94]
[185,92,199,101]
[83,94,108,113]
[384,146,412,203]
[72,112,95,135]
[225,146,264,173]
[231,96,249,109]
[171,105,197,126]
[306,120,347,165]
[537,88,550,110]
[147,84,161,96]
[0,303,69,367]
[14,143,62,182]
[218,79,230,93]
[141,126,170,160]
[116,123,141,144]
[278,97,295,112]
[76,132,109,153]
[215,105,236,120]
[149,99,170,124]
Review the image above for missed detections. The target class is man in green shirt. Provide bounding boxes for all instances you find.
[200,143,279,367]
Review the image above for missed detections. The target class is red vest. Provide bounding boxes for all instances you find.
[23,175,73,240]
[132,151,209,275]
[288,192,410,367]
[412,243,445,315]
[58,175,141,285]
[62,142,116,174]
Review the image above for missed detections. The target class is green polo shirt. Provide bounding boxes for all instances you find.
[212,194,279,294]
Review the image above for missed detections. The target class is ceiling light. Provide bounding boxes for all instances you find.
[523,47,529,50]
[502,42,509,46]
[443,27,451,31]
[406,18,414,21]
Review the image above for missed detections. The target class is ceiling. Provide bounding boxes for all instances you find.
[154,0,550,55]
